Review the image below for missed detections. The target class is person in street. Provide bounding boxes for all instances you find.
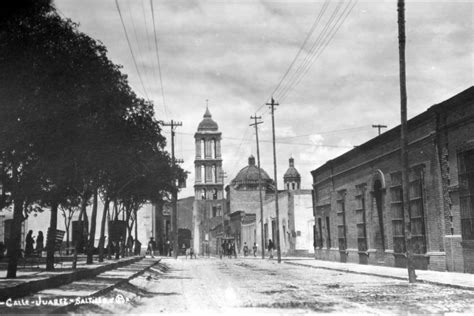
[268,239,274,259]
[147,237,156,258]
[119,236,125,258]
[253,242,258,257]
[227,241,232,259]
[182,243,186,257]
[36,231,44,255]
[243,242,249,257]
[189,247,196,259]
[127,235,134,256]
[25,230,35,257]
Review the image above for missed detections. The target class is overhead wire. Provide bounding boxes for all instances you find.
[149,0,169,118]
[114,0,150,100]
[279,0,357,103]
[125,0,154,96]
[140,0,160,97]
[276,0,346,102]
[269,0,330,100]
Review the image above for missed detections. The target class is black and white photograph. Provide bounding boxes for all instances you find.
[0,0,473,314]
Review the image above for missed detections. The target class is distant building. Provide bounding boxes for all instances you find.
[227,155,313,256]
[311,86,474,273]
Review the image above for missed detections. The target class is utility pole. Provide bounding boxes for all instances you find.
[250,115,265,259]
[162,120,183,259]
[267,98,281,263]
[397,0,416,283]
[372,124,387,135]
[219,170,227,258]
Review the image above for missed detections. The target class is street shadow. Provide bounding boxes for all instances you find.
[159,275,192,280]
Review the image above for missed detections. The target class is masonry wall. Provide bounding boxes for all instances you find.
[437,90,474,272]
[229,186,265,214]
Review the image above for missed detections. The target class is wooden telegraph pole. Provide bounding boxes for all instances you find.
[220,170,227,258]
[267,98,281,263]
[250,115,265,259]
[372,124,387,135]
[162,120,183,259]
[397,0,416,283]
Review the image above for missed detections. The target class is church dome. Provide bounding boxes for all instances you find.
[197,107,218,131]
[231,155,274,189]
[284,157,301,180]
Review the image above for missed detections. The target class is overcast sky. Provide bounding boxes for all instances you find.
[55,0,473,197]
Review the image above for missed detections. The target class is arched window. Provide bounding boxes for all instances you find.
[201,139,205,158]
[211,139,216,158]
[202,188,207,200]
[213,188,218,200]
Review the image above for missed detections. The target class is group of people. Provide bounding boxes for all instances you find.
[106,235,140,259]
[24,230,44,257]
[221,239,275,259]
[242,242,258,257]
[221,239,237,258]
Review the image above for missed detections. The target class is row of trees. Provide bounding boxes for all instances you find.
[0,1,185,277]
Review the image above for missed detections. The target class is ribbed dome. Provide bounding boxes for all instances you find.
[197,107,218,131]
[284,157,301,180]
[231,155,274,188]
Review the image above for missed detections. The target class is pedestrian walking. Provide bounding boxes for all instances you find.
[268,239,274,259]
[25,230,35,257]
[147,237,156,258]
[253,242,258,257]
[243,242,249,257]
[127,235,134,256]
[36,231,44,255]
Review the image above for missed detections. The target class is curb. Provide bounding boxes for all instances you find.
[0,256,144,301]
[51,258,162,314]
[284,261,474,291]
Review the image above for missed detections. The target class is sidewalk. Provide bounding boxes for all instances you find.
[283,257,474,290]
[0,255,144,301]
[0,257,162,314]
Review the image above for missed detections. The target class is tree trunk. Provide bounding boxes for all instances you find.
[46,200,59,270]
[134,207,139,255]
[72,194,88,269]
[98,197,110,262]
[65,216,70,255]
[6,199,24,278]
[86,189,98,264]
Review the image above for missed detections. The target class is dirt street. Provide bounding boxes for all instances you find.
[66,257,474,315]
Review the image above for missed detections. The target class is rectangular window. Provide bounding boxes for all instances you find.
[390,169,427,254]
[409,168,427,254]
[336,191,347,251]
[316,218,323,248]
[212,206,218,217]
[326,216,331,249]
[459,149,474,241]
[355,184,368,252]
[390,172,405,254]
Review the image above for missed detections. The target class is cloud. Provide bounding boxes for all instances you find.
[55,0,472,197]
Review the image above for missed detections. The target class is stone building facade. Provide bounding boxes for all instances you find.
[192,107,226,255]
[228,156,313,256]
[311,86,474,273]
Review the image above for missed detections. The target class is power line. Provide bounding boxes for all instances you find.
[140,0,160,98]
[269,0,330,101]
[279,0,357,102]
[276,0,347,102]
[125,0,154,95]
[114,0,150,100]
[149,0,169,118]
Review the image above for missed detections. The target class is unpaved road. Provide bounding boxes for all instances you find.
[67,257,474,315]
